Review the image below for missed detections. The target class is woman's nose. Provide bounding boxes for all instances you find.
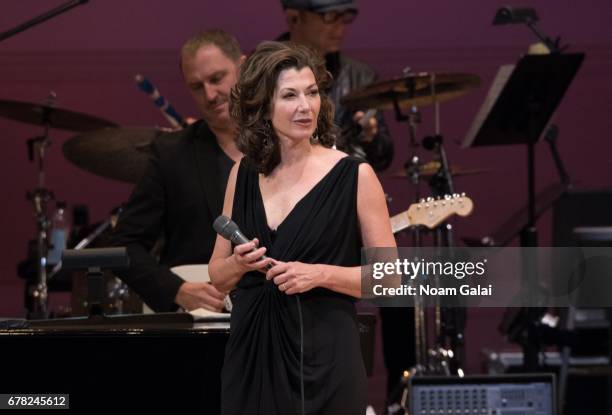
[297,94,310,112]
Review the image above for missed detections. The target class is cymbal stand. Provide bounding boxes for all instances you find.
[394,78,462,374]
[390,82,430,375]
[25,95,57,319]
[387,103,441,413]
[422,100,467,375]
[394,74,424,227]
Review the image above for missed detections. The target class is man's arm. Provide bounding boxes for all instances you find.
[110,143,185,312]
[341,56,395,171]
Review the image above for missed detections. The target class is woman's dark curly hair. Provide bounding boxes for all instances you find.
[230,41,337,175]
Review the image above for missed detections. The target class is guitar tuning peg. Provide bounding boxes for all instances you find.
[426,197,433,202]
[460,192,466,197]
[419,198,425,204]
[444,194,451,200]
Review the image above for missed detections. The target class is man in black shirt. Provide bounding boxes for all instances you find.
[112,30,244,312]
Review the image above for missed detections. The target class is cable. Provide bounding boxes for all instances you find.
[296,295,305,415]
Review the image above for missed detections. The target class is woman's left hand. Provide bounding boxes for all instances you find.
[266,261,324,295]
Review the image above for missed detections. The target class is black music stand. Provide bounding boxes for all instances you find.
[463,53,584,370]
[463,53,583,248]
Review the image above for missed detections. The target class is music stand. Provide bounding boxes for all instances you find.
[464,53,583,243]
[463,53,584,371]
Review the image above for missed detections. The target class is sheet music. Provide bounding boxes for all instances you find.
[463,64,515,148]
[189,308,230,322]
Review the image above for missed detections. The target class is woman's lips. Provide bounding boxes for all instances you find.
[294,119,312,126]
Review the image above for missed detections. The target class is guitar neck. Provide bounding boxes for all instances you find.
[390,210,411,234]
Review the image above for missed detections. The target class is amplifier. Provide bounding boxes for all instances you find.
[410,374,556,415]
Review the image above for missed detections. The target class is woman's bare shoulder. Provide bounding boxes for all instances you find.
[316,146,349,164]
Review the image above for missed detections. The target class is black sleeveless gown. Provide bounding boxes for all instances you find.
[221,156,367,415]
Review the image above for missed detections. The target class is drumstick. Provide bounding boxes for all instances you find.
[134,74,187,129]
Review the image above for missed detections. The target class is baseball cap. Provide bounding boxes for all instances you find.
[281,0,358,14]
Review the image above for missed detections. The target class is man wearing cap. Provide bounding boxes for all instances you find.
[278,0,394,172]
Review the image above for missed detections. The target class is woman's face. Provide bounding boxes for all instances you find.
[270,66,321,143]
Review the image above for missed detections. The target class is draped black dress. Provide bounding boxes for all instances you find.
[221,156,367,415]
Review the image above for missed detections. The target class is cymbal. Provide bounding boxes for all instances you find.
[341,72,481,111]
[63,127,162,183]
[0,99,117,131]
[386,161,490,180]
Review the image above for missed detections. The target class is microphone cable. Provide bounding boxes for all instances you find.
[295,295,305,415]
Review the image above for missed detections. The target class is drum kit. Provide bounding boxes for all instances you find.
[2,70,483,378]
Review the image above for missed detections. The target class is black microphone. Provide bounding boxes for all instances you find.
[213,215,271,265]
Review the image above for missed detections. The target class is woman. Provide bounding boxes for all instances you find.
[209,41,395,415]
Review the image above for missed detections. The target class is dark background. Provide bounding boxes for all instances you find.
[1,0,611,408]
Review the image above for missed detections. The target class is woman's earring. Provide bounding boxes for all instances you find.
[310,128,320,144]
[263,120,272,145]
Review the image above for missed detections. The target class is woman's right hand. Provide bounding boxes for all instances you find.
[232,238,273,274]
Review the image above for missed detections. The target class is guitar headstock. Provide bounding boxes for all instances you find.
[407,193,474,229]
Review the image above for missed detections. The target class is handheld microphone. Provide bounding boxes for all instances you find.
[134,74,188,129]
[213,215,271,266]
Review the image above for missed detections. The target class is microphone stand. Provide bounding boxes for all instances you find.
[0,0,89,43]
[25,95,57,319]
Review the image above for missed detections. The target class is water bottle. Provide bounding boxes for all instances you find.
[48,201,70,265]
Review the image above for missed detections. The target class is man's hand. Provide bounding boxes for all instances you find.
[175,281,226,312]
[158,116,199,132]
[353,110,378,143]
